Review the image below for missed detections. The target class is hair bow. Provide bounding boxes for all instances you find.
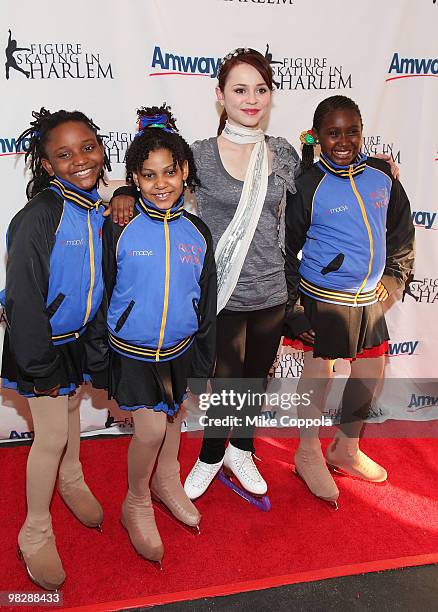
[137,113,175,134]
[299,129,317,146]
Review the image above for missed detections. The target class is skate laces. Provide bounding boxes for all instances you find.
[354,450,381,474]
[190,460,221,488]
[233,449,264,485]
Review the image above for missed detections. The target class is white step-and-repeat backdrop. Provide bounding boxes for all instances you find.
[1,0,437,441]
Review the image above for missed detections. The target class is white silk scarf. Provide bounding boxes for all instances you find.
[215,121,269,313]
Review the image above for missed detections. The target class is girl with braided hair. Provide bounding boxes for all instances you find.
[101,105,216,565]
[1,108,110,590]
[285,95,414,507]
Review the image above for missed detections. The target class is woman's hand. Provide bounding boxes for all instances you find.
[375,153,399,179]
[298,329,315,345]
[376,281,389,302]
[103,195,135,226]
[34,383,61,398]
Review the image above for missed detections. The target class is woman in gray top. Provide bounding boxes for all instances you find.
[183,48,300,500]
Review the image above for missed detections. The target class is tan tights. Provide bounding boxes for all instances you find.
[128,409,167,496]
[297,353,385,448]
[128,409,185,494]
[25,394,85,523]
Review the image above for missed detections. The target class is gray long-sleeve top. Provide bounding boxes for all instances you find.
[191,136,300,311]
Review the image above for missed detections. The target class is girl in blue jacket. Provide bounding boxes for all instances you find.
[2,108,111,590]
[285,95,414,508]
[102,105,216,566]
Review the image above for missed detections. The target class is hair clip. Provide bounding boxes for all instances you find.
[300,129,317,146]
[218,47,251,72]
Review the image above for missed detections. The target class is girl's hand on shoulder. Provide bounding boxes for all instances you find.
[103,195,135,226]
[298,329,315,345]
[376,281,389,302]
[375,153,399,180]
[34,383,61,398]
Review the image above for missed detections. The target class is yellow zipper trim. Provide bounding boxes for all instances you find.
[349,166,373,305]
[83,210,95,325]
[156,210,171,361]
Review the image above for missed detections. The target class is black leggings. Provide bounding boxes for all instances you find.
[199,303,286,464]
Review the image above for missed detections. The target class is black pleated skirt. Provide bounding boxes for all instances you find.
[108,344,194,416]
[1,330,88,397]
[299,293,390,359]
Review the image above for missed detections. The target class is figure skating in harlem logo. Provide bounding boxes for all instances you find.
[4,29,114,80]
[264,43,352,91]
[402,274,438,304]
[5,29,30,79]
[362,134,401,163]
[101,130,137,166]
[105,411,133,431]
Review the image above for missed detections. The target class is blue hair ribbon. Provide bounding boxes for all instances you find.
[136,113,175,136]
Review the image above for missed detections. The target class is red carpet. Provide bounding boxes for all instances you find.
[1,430,438,611]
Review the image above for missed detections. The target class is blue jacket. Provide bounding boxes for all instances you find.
[46,178,104,342]
[2,177,105,392]
[284,155,414,336]
[103,195,216,376]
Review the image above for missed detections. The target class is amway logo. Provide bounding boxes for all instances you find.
[386,52,438,82]
[150,46,220,78]
[412,211,437,230]
[387,340,419,357]
[408,394,438,411]
[0,136,30,156]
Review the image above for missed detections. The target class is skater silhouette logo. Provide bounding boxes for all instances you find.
[264,43,282,89]
[5,29,30,79]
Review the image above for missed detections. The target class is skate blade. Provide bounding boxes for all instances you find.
[291,466,339,510]
[151,494,201,536]
[218,469,271,512]
[222,466,267,498]
[327,463,388,485]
